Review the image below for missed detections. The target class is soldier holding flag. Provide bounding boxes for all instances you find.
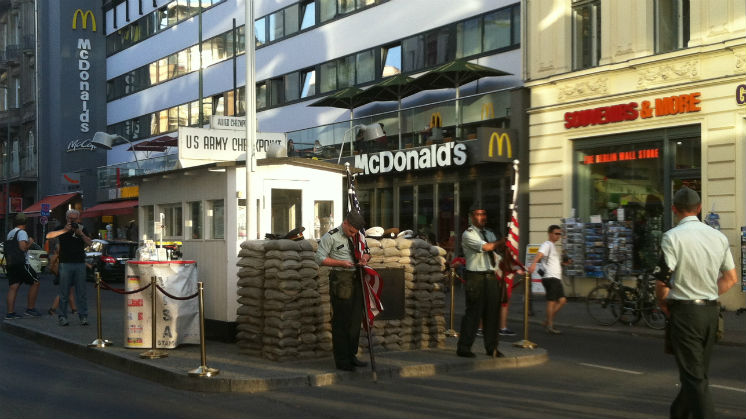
[315,211,370,371]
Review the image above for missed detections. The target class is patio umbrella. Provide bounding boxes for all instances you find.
[354,74,424,148]
[308,86,372,129]
[412,59,511,139]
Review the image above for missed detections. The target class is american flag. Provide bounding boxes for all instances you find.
[504,160,525,279]
[346,164,383,327]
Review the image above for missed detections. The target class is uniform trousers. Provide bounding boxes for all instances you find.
[329,269,363,368]
[457,270,504,355]
[669,302,719,419]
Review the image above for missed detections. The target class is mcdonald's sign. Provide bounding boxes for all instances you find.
[481,103,495,120]
[429,112,442,128]
[72,9,96,31]
[477,127,517,163]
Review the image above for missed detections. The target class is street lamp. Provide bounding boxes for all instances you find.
[91,132,141,169]
[336,123,385,164]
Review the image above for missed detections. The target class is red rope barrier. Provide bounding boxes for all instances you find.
[155,284,199,301]
[100,280,152,295]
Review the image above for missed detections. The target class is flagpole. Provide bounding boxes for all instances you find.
[346,163,379,381]
[509,160,537,349]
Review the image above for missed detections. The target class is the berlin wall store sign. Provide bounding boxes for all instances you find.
[354,142,468,175]
[564,92,702,129]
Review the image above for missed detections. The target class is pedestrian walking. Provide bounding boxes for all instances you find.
[4,214,41,319]
[655,187,737,419]
[528,225,566,334]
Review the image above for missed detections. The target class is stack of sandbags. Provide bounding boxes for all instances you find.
[361,236,447,353]
[235,240,267,357]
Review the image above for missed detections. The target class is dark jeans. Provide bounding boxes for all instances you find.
[669,302,719,419]
[457,271,504,355]
[329,269,363,368]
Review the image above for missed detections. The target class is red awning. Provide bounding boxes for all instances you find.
[23,192,81,215]
[127,135,177,152]
[81,200,138,218]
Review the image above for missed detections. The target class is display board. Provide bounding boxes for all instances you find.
[524,244,546,294]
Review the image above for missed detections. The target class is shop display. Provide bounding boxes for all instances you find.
[561,218,585,277]
[583,222,605,278]
[605,221,633,274]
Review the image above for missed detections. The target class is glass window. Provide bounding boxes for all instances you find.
[189,201,202,239]
[572,0,601,70]
[189,45,200,71]
[484,8,512,51]
[254,17,266,47]
[337,56,355,89]
[402,35,424,73]
[149,62,158,86]
[271,190,302,235]
[158,110,169,134]
[202,98,212,124]
[256,82,267,109]
[376,188,393,229]
[175,50,189,77]
[300,1,316,30]
[381,44,401,76]
[212,35,227,63]
[338,0,356,14]
[673,137,700,170]
[144,206,155,239]
[285,72,300,103]
[189,100,200,126]
[655,0,689,53]
[457,17,482,58]
[284,4,299,36]
[202,39,215,67]
[157,57,169,83]
[269,78,283,106]
[424,27,452,67]
[356,50,375,84]
[269,11,284,42]
[301,69,316,98]
[162,204,183,238]
[399,186,414,232]
[417,184,434,243]
[314,200,334,239]
[166,2,179,27]
[319,0,337,22]
[167,54,178,79]
[168,107,179,132]
[437,184,456,256]
[208,200,224,239]
[319,61,337,93]
[179,104,189,127]
[512,5,521,46]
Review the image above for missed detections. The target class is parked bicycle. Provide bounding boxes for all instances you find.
[586,263,666,329]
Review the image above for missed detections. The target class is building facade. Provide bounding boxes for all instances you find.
[525,0,746,308]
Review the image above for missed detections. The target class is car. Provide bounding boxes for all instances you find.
[85,239,138,282]
[0,241,48,274]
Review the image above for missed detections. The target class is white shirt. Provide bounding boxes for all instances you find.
[661,215,735,300]
[538,240,561,279]
[6,227,30,263]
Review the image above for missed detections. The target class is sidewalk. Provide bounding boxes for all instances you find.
[503,285,746,347]
[1,273,547,393]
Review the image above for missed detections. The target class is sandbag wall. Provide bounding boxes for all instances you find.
[235,237,447,361]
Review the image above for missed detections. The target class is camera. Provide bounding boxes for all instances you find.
[537,268,545,277]
[70,222,79,230]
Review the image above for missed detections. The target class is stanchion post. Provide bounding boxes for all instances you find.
[140,276,168,359]
[513,272,538,349]
[189,282,219,377]
[445,267,458,338]
[88,271,113,348]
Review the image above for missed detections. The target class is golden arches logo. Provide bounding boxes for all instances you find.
[481,103,495,120]
[429,112,442,128]
[488,132,512,158]
[73,9,96,31]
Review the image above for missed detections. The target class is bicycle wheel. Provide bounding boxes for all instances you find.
[617,286,641,326]
[586,285,623,326]
[641,299,667,330]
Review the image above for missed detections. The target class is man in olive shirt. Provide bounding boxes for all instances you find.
[655,187,737,419]
[315,211,370,371]
[457,203,505,358]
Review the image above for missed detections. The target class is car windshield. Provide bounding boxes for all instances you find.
[107,244,135,258]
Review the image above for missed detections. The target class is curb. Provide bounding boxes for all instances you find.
[1,320,548,393]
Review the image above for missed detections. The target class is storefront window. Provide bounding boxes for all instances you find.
[144,205,154,239]
[399,186,414,232]
[376,188,393,229]
[189,201,202,239]
[674,137,700,169]
[417,184,434,242]
[270,189,301,235]
[208,199,225,239]
[162,204,183,238]
[314,200,334,239]
[437,184,455,256]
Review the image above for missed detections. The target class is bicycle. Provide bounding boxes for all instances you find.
[586,264,666,329]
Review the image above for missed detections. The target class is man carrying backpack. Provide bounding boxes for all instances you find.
[4,213,41,319]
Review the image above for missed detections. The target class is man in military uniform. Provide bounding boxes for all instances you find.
[457,203,506,358]
[315,211,370,371]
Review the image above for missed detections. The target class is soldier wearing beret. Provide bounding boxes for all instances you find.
[457,203,506,358]
[315,211,370,371]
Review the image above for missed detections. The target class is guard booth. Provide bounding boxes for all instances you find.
[132,157,347,330]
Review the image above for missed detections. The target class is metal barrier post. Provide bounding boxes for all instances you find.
[445,267,458,338]
[514,272,538,349]
[189,282,219,377]
[140,276,168,359]
[88,271,113,348]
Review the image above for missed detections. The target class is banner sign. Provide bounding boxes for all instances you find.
[178,127,286,164]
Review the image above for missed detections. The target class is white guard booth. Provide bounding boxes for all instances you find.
[134,155,347,325]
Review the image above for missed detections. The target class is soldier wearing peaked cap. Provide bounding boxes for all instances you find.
[315,211,370,371]
[457,202,506,358]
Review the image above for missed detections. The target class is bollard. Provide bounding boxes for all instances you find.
[189,282,219,377]
[140,276,168,359]
[445,267,458,338]
[88,271,113,348]
[513,272,538,349]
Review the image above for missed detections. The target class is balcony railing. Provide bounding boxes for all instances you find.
[286,89,511,159]
[96,154,179,189]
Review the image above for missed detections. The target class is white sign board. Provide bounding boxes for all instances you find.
[178,127,286,164]
[209,115,246,130]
